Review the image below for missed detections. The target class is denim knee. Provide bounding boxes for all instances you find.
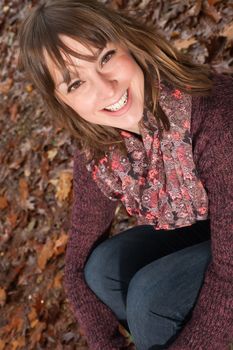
[126,241,211,350]
[84,238,128,321]
[84,239,116,297]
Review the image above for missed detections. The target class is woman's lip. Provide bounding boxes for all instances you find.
[101,88,132,117]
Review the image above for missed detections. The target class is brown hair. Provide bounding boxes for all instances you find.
[18,0,213,161]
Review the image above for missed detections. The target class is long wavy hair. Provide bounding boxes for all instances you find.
[18,0,213,161]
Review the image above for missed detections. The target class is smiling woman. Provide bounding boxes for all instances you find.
[18,1,233,350]
[48,37,145,134]
[18,0,212,162]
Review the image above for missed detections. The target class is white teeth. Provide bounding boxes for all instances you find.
[105,90,128,111]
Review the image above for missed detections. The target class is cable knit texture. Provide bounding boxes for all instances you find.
[63,73,233,350]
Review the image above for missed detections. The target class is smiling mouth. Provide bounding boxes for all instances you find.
[104,90,128,112]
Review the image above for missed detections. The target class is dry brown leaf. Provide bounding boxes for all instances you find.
[118,323,134,346]
[53,231,68,256]
[40,155,50,180]
[9,103,18,122]
[2,311,24,334]
[4,263,25,291]
[187,0,202,17]
[174,37,197,51]
[27,307,38,327]
[53,270,63,289]
[0,288,6,307]
[47,148,58,160]
[25,83,34,93]
[208,0,222,6]
[0,196,8,209]
[28,307,40,329]
[37,238,54,270]
[0,78,13,94]
[55,171,73,202]
[29,321,46,350]
[0,340,6,350]
[7,211,18,228]
[203,2,222,22]
[10,336,26,350]
[30,318,39,329]
[221,22,233,42]
[19,177,29,202]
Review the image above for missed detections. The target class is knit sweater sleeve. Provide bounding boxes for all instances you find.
[169,73,233,350]
[63,150,126,350]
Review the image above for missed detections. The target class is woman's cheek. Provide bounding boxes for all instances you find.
[116,55,137,78]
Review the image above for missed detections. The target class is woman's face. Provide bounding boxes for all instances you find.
[47,36,145,134]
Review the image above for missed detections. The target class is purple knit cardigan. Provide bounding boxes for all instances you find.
[64,73,233,350]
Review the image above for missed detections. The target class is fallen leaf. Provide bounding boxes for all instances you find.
[0,196,8,209]
[28,307,40,329]
[203,2,222,22]
[4,263,25,290]
[7,211,18,229]
[25,83,34,93]
[47,148,58,161]
[53,231,68,256]
[19,177,29,202]
[9,102,19,122]
[62,331,76,343]
[2,309,24,334]
[11,336,26,350]
[118,323,134,346]
[29,321,46,350]
[23,197,36,211]
[3,6,9,13]
[221,22,233,42]
[53,270,63,289]
[208,0,222,6]
[49,179,58,187]
[51,171,73,202]
[174,37,197,50]
[187,0,202,17]
[0,78,13,94]
[0,340,6,350]
[0,288,7,307]
[37,238,54,270]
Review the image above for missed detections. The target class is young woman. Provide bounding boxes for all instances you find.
[18,0,233,349]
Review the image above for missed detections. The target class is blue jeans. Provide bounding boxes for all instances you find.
[84,220,212,350]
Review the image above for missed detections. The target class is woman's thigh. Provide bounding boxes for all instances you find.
[126,240,212,350]
[84,220,211,323]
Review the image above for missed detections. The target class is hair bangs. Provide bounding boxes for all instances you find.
[41,34,108,92]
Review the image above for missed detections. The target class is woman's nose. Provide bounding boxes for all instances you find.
[91,71,117,99]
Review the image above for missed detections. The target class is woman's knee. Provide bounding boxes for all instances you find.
[127,240,211,316]
[126,241,212,349]
[84,237,122,297]
[84,237,129,321]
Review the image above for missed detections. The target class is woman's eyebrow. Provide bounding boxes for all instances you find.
[56,47,105,88]
[56,69,79,89]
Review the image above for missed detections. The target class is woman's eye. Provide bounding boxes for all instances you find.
[67,80,83,93]
[101,50,116,66]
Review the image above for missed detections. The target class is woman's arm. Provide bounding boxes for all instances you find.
[169,74,233,349]
[63,150,126,350]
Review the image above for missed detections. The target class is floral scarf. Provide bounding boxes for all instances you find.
[86,80,209,230]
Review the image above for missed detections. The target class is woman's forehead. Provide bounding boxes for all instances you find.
[59,35,101,56]
[43,36,103,81]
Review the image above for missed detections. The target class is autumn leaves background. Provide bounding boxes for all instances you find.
[0,0,233,349]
